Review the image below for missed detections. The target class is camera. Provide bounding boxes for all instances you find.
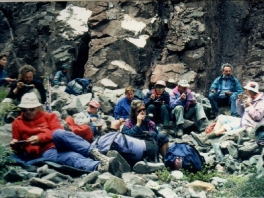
[23,84,34,91]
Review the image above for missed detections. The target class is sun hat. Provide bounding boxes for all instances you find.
[155,80,166,87]
[61,63,70,70]
[243,81,259,93]
[178,80,190,87]
[18,92,42,108]
[89,100,100,108]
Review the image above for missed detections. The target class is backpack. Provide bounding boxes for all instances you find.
[163,143,205,172]
[65,78,92,96]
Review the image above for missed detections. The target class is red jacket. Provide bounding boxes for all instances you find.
[12,111,63,158]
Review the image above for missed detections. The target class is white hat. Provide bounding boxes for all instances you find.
[155,80,166,87]
[18,92,42,108]
[178,80,190,87]
[243,81,259,93]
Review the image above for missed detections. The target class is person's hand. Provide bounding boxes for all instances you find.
[119,118,125,123]
[136,112,145,127]
[180,93,186,100]
[225,91,232,96]
[244,98,251,107]
[238,94,244,101]
[211,89,216,93]
[150,94,155,100]
[27,135,39,144]
[17,82,24,89]
[61,82,66,85]
[10,139,18,145]
[91,117,98,122]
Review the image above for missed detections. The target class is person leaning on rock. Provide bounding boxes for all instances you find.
[192,81,264,146]
[53,63,70,86]
[170,79,209,137]
[10,92,122,176]
[111,86,139,131]
[208,63,243,118]
[0,54,16,87]
[0,64,46,124]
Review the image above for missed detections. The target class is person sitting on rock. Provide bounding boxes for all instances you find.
[111,86,139,131]
[0,64,46,124]
[10,92,122,176]
[208,63,243,118]
[0,54,16,87]
[53,63,70,86]
[74,99,106,136]
[170,79,209,137]
[143,80,170,132]
[122,100,169,158]
[192,81,264,146]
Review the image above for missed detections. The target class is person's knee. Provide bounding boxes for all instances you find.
[52,129,65,140]
[230,94,237,101]
[110,120,121,131]
[208,93,217,100]
[174,106,183,113]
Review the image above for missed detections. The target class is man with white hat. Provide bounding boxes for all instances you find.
[10,92,122,176]
[170,79,209,136]
[191,81,264,146]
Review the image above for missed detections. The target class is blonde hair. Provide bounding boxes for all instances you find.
[18,65,36,81]
[125,86,135,94]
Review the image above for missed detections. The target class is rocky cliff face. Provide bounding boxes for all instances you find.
[0,1,263,93]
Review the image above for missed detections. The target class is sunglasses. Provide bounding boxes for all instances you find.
[21,108,35,112]
[156,86,165,90]
[137,108,146,113]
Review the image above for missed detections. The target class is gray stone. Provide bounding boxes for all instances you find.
[78,171,101,187]
[30,177,57,189]
[157,188,178,198]
[0,186,44,198]
[103,176,128,195]
[130,185,156,198]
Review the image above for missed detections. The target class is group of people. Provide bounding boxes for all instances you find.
[0,57,263,174]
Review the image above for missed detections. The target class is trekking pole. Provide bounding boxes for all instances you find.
[46,76,52,113]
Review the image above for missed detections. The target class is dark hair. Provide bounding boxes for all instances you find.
[130,100,145,123]
[0,54,7,59]
[18,65,36,81]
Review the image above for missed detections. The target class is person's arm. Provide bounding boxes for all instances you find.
[245,99,264,121]
[122,124,143,136]
[34,80,46,103]
[169,94,183,109]
[114,100,122,120]
[143,91,153,106]
[161,92,170,108]
[6,82,19,99]
[53,71,61,86]
[209,77,219,93]
[236,98,245,116]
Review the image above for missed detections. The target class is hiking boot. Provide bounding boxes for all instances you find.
[90,148,119,176]
[133,161,165,174]
[191,132,209,147]
[197,119,208,133]
[175,125,184,137]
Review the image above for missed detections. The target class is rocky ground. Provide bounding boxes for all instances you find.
[0,86,263,198]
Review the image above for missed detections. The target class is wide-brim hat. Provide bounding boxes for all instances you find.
[18,92,42,108]
[243,81,259,93]
[178,79,190,87]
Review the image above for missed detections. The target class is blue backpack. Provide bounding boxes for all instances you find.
[65,78,92,96]
[164,143,205,172]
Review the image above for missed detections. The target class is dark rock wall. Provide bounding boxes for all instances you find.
[0,1,263,92]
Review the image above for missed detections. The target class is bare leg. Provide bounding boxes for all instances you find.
[213,127,226,136]
[213,117,223,131]
[160,142,169,158]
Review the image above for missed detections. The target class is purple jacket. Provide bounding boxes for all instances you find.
[236,92,264,128]
[169,86,196,112]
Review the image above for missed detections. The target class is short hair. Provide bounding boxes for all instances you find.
[130,100,145,123]
[18,65,36,81]
[125,86,135,94]
[221,63,233,71]
[0,54,7,59]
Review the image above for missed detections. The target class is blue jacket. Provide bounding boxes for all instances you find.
[53,71,70,86]
[143,89,170,109]
[209,75,243,96]
[0,68,8,87]
[114,97,138,120]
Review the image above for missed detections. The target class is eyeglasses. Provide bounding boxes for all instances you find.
[21,108,35,112]
[137,108,146,113]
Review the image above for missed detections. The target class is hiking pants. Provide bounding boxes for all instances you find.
[147,104,170,126]
[11,130,100,171]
